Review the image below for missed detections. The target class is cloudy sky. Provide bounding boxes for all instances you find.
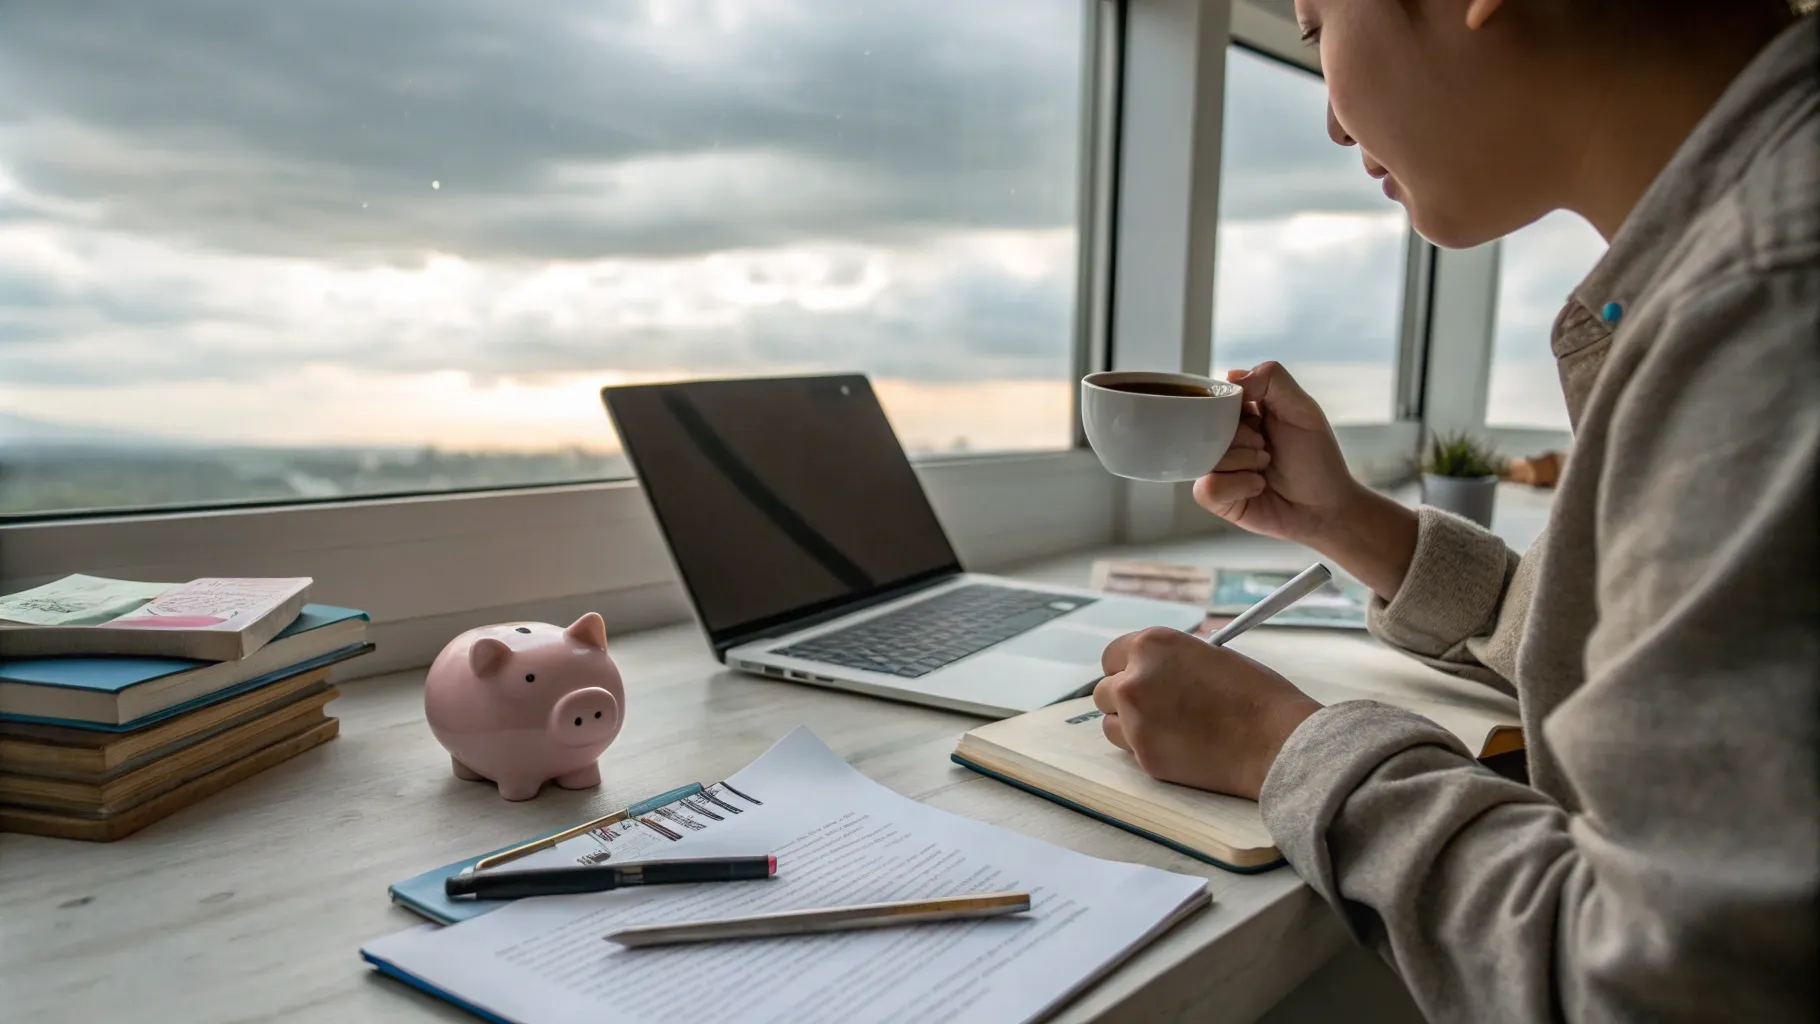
[0,0,1594,454]
[1488,209,1608,428]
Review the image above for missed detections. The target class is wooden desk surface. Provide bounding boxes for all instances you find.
[0,529,1433,1024]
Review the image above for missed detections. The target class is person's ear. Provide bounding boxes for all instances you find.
[1464,0,1507,30]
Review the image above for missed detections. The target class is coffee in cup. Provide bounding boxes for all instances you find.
[1095,380,1222,398]
[1080,371,1243,482]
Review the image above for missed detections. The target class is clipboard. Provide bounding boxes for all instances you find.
[387,782,708,925]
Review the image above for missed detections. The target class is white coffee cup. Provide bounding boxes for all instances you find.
[1080,370,1244,482]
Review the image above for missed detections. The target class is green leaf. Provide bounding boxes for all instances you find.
[1418,430,1505,478]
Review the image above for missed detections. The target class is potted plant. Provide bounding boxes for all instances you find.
[1418,431,1505,528]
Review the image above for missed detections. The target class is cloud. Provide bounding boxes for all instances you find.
[0,0,1082,261]
[1213,212,1410,367]
[1217,47,1400,221]
[0,0,1463,445]
[0,203,1079,387]
[1483,208,1606,429]
[1491,209,1608,364]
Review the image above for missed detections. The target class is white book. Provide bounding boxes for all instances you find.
[0,576,312,662]
[361,727,1211,1024]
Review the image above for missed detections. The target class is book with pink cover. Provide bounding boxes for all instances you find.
[0,576,313,662]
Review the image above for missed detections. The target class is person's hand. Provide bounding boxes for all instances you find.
[1092,627,1321,801]
[1196,361,1365,547]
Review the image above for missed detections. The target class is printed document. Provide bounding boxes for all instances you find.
[361,726,1210,1024]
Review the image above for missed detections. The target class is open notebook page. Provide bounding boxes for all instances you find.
[963,698,1273,854]
[1225,629,1520,754]
[362,727,1210,1024]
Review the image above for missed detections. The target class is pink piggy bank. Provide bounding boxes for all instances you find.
[423,613,625,801]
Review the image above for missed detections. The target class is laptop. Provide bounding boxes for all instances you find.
[600,374,1206,718]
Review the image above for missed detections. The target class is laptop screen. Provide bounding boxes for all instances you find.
[602,375,963,651]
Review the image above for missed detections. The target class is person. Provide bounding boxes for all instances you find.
[1090,1,1819,1020]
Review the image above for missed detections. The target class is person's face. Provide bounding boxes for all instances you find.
[1295,0,1566,248]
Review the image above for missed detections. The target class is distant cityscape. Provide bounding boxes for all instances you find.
[2,360,1575,519]
[0,432,998,517]
[0,442,639,517]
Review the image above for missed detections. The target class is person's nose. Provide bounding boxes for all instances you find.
[1327,101,1355,147]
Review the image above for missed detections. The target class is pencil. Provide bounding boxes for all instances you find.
[602,890,1033,947]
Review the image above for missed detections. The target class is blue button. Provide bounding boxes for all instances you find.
[1601,301,1624,324]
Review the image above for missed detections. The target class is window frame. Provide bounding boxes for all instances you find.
[1477,212,1601,447]
[1214,7,1431,509]
[0,0,1459,679]
[1227,0,1575,467]
[1420,239,1578,457]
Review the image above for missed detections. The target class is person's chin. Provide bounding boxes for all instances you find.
[1403,197,1500,251]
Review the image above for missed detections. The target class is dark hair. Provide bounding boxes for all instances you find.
[1605,0,1804,16]
[1588,0,1807,40]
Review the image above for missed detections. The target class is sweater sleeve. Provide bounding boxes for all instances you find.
[1364,505,1527,696]
[1259,268,1820,1023]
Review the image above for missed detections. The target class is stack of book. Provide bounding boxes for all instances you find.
[0,575,372,841]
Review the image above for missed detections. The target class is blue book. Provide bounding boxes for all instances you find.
[387,826,577,926]
[0,605,371,730]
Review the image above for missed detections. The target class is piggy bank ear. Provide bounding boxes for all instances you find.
[469,636,512,675]
[564,612,608,651]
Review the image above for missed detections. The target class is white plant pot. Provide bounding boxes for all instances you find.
[1422,474,1498,528]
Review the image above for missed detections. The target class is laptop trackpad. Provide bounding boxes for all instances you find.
[999,627,1111,666]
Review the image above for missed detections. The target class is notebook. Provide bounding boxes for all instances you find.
[0,605,370,728]
[952,629,1523,871]
[954,697,1282,871]
[363,727,1211,1024]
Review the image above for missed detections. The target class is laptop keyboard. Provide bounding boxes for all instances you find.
[773,584,1097,679]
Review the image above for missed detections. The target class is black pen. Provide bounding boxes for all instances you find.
[445,855,777,900]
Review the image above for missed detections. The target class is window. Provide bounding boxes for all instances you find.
[1210,47,1411,425]
[0,0,1087,518]
[1487,210,1609,430]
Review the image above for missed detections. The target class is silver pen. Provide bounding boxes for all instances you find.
[602,891,1033,947]
[1203,563,1335,647]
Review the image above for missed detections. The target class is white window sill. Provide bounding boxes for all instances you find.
[2,449,1122,679]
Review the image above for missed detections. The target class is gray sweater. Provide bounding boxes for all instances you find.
[1259,16,1820,1023]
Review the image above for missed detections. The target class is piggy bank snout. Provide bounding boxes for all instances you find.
[548,687,621,749]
